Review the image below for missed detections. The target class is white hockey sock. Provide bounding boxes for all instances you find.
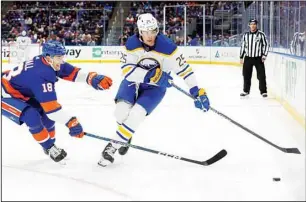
[112,104,147,149]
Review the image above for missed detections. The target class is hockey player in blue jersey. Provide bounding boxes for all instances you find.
[2,40,113,162]
[98,13,210,167]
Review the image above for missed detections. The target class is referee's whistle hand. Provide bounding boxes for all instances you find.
[240,59,244,64]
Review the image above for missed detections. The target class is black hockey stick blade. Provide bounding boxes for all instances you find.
[85,132,227,167]
[282,147,301,154]
[202,149,227,166]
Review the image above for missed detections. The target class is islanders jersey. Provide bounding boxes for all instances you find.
[2,55,81,115]
[120,34,197,89]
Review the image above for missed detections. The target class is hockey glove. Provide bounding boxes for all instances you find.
[65,117,84,138]
[190,86,210,112]
[87,72,113,90]
[144,68,173,88]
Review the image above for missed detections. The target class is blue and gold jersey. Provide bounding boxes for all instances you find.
[120,33,197,88]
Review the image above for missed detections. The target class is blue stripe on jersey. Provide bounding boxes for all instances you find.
[121,63,137,69]
[176,65,189,75]
[183,72,194,80]
[124,66,137,79]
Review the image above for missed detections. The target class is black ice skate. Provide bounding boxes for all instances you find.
[118,137,132,155]
[44,144,67,162]
[98,143,117,167]
[261,93,268,98]
[240,91,249,97]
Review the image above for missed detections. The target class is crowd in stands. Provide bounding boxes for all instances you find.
[1,1,114,46]
[1,1,305,51]
[119,1,241,46]
[277,1,306,48]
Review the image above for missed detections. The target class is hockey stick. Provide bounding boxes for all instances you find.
[84,132,227,166]
[170,81,301,154]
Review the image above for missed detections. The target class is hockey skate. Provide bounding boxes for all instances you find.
[44,144,67,163]
[98,143,117,167]
[118,137,132,155]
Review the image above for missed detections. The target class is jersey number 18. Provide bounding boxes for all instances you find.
[42,83,53,92]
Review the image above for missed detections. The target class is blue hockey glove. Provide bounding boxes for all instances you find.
[87,72,113,90]
[65,117,84,138]
[144,68,173,88]
[190,86,210,112]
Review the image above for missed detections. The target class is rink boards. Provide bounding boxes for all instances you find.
[1,45,305,128]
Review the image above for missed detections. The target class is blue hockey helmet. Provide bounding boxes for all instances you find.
[42,40,66,57]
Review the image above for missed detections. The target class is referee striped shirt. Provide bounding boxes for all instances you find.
[240,30,269,59]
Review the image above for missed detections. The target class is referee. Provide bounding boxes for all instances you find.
[240,19,269,98]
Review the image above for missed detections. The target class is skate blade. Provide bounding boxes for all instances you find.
[97,159,112,167]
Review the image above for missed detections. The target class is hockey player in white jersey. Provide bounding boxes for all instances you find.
[13,30,33,63]
[16,30,32,48]
[98,13,210,167]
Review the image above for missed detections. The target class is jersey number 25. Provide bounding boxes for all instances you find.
[176,54,186,67]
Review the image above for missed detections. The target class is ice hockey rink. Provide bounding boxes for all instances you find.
[1,63,305,201]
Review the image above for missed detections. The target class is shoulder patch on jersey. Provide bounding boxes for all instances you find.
[125,35,143,51]
[153,34,177,56]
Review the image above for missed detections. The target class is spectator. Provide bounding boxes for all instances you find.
[126,14,135,25]
[87,34,96,46]
[220,39,229,47]
[31,33,38,43]
[25,16,33,26]
[2,39,9,46]
[187,35,192,45]
[189,33,200,46]
[93,28,102,45]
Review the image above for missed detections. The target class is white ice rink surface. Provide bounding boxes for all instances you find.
[2,63,305,201]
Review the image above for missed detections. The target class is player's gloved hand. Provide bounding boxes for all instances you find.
[190,86,210,112]
[87,72,113,90]
[65,117,84,138]
[144,68,173,88]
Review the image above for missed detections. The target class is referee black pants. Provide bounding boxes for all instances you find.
[242,56,267,94]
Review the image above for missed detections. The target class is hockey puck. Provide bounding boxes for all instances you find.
[273,178,281,182]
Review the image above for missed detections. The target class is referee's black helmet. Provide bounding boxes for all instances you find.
[249,19,258,25]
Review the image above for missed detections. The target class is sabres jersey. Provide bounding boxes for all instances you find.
[16,36,32,48]
[120,33,197,89]
[2,55,80,114]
